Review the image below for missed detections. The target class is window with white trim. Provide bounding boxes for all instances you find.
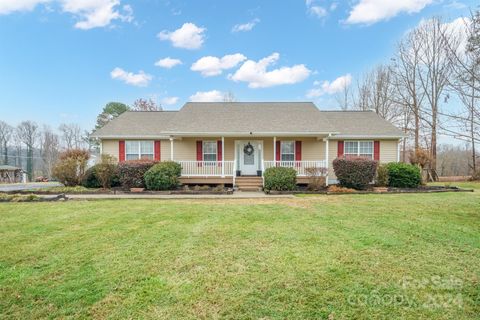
[203,141,217,162]
[344,141,373,159]
[281,141,295,161]
[125,141,154,160]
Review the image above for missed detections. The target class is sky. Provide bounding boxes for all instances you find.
[0,0,476,132]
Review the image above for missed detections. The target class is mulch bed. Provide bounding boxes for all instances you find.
[267,186,474,195]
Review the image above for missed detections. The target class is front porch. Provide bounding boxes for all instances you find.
[177,160,328,188]
[169,136,330,187]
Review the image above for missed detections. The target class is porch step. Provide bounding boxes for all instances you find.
[235,176,263,191]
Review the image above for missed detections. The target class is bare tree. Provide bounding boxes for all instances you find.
[40,126,60,179]
[17,121,38,180]
[334,83,351,110]
[0,120,13,165]
[59,123,83,150]
[131,98,161,111]
[415,17,460,179]
[391,31,425,151]
[444,12,480,173]
[223,91,237,102]
[354,65,402,122]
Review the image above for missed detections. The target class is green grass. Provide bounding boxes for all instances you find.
[0,192,479,319]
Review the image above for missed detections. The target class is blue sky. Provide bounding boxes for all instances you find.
[0,0,476,130]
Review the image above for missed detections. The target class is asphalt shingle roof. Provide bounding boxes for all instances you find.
[91,102,404,138]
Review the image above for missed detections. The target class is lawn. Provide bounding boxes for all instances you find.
[0,188,479,319]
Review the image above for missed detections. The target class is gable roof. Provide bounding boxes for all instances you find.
[321,111,404,138]
[91,111,177,138]
[164,102,334,134]
[91,102,404,138]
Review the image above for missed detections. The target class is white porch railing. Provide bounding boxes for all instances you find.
[178,161,234,177]
[177,160,327,177]
[263,160,328,176]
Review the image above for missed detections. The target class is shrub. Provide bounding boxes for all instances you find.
[82,166,102,188]
[263,167,297,191]
[95,155,117,189]
[144,161,182,191]
[385,162,422,188]
[470,169,480,181]
[117,160,158,188]
[376,164,389,187]
[82,161,120,189]
[52,149,90,186]
[332,157,377,190]
[305,166,327,191]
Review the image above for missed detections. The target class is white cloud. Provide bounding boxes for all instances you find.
[158,22,206,50]
[155,57,182,69]
[191,53,247,77]
[0,0,49,14]
[307,74,352,98]
[232,18,260,32]
[306,0,332,19]
[161,96,179,105]
[189,90,224,102]
[346,0,434,25]
[0,0,133,29]
[110,67,152,87]
[229,53,311,88]
[63,0,134,30]
[309,5,327,18]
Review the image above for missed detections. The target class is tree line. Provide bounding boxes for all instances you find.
[0,99,161,181]
[335,11,480,179]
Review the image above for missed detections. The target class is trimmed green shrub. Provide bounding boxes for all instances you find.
[144,161,182,191]
[117,160,157,188]
[82,166,102,188]
[376,164,389,187]
[386,162,421,188]
[263,167,297,191]
[332,157,377,190]
[82,161,120,189]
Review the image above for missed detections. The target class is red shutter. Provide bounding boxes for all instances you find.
[217,140,222,166]
[374,141,380,161]
[154,141,161,161]
[295,141,302,161]
[337,141,344,158]
[119,140,125,162]
[196,141,203,167]
[275,141,281,162]
[295,141,302,167]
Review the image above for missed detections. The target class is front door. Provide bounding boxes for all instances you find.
[239,141,260,175]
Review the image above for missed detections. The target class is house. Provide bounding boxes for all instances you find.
[91,102,404,189]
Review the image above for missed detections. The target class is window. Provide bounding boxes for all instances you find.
[344,141,373,159]
[125,141,154,160]
[203,141,217,162]
[281,141,295,162]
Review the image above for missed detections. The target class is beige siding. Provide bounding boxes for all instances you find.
[380,140,399,163]
[102,140,119,161]
[101,138,399,183]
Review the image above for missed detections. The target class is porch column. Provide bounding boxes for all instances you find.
[324,135,330,187]
[170,137,174,161]
[273,136,276,164]
[221,136,225,177]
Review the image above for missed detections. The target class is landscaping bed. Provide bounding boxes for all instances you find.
[0,193,68,202]
[267,185,474,195]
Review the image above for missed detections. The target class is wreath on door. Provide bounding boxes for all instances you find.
[243,142,254,156]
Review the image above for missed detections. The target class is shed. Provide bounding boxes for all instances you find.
[0,165,23,183]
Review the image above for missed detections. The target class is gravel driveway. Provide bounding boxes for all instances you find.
[0,182,62,192]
